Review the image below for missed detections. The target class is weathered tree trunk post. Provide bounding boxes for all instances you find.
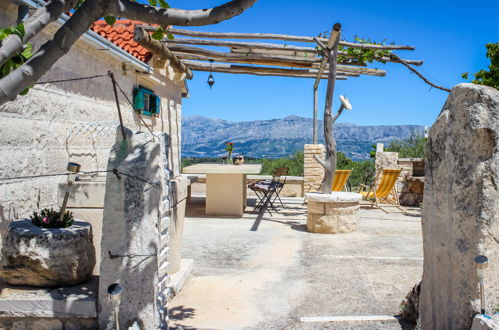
[319,23,341,194]
[313,87,318,144]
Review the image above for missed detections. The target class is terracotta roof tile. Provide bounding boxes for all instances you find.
[91,20,153,63]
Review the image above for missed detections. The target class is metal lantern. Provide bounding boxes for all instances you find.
[474,255,489,314]
[108,283,124,330]
[59,162,81,222]
[207,59,215,88]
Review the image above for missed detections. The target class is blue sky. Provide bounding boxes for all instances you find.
[165,0,498,126]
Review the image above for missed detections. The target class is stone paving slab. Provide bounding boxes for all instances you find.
[169,197,422,330]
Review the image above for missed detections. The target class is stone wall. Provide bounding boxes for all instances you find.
[0,1,183,238]
[304,144,325,193]
[99,129,170,329]
[420,83,499,329]
[375,146,425,206]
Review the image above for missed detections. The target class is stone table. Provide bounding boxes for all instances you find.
[183,163,262,217]
[306,192,362,233]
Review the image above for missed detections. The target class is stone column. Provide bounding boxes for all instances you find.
[304,144,325,193]
[98,128,171,330]
[420,84,499,330]
[374,150,399,203]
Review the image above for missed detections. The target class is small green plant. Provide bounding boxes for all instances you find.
[462,43,499,90]
[316,33,393,65]
[0,23,33,96]
[30,208,74,228]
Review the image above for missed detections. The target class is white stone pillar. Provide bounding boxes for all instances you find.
[99,129,171,329]
[420,84,499,330]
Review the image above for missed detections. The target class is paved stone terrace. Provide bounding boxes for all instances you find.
[169,196,422,329]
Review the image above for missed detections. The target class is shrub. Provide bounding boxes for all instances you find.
[385,132,426,158]
[30,208,74,228]
[462,43,499,90]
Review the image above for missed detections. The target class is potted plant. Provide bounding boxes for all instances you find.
[0,163,96,287]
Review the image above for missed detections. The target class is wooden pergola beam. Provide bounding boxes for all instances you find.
[164,37,316,53]
[230,47,423,66]
[181,60,384,77]
[141,26,415,51]
[181,60,352,79]
[134,27,193,79]
[170,46,369,68]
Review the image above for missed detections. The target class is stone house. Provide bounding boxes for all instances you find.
[0,0,188,234]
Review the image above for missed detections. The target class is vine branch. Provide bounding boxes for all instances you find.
[391,53,451,92]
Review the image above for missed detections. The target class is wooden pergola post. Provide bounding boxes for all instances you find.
[313,87,318,144]
[316,23,342,194]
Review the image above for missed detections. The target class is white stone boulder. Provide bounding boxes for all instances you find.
[420,83,499,329]
[0,219,95,287]
[306,192,361,233]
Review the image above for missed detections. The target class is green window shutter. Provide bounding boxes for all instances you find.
[133,87,145,111]
[154,95,161,116]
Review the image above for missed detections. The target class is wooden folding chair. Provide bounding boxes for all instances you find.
[359,168,404,213]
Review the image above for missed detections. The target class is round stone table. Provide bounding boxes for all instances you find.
[306,192,362,234]
[0,219,96,287]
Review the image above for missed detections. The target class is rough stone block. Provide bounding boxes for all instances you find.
[307,201,324,214]
[98,129,170,330]
[0,220,95,287]
[471,315,499,330]
[420,84,499,330]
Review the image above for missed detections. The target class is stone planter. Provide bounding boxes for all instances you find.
[0,219,96,287]
[306,192,362,234]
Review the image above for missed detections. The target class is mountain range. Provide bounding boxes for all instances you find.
[181,115,425,160]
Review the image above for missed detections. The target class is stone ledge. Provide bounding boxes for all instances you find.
[0,277,97,319]
[471,315,499,330]
[306,192,362,203]
[168,259,193,298]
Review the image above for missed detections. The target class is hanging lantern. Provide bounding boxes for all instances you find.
[207,59,215,88]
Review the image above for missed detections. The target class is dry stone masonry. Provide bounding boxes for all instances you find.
[98,128,171,329]
[306,192,361,234]
[304,144,325,193]
[420,84,499,330]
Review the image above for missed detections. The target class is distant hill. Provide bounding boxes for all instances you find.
[181,115,425,160]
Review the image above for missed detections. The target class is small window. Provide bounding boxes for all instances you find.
[133,86,160,117]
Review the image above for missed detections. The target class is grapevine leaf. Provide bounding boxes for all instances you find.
[158,0,170,8]
[104,16,116,26]
[152,27,165,40]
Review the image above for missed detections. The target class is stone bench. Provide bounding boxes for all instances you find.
[0,278,98,329]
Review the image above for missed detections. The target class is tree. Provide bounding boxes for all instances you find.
[0,0,257,105]
[462,43,499,90]
[385,132,426,158]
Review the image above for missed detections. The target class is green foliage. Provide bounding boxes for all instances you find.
[317,33,393,65]
[260,151,304,176]
[0,24,33,96]
[385,132,426,158]
[334,152,375,190]
[30,208,74,228]
[462,43,499,90]
[339,37,393,65]
[104,0,173,40]
[104,16,117,26]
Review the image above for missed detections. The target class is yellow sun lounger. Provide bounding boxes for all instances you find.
[332,169,351,191]
[359,168,403,213]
